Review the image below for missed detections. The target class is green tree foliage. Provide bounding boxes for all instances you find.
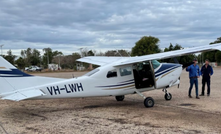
[163,43,194,65]
[210,37,221,44]
[201,37,221,62]
[105,50,130,56]
[55,52,81,69]
[87,50,95,56]
[131,36,161,56]
[15,57,25,69]
[3,50,16,65]
[42,48,63,68]
[20,48,41,66]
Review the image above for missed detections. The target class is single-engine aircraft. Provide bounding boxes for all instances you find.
[0,43,221,108]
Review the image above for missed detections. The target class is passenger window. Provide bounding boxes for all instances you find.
[120,66,132,76]
[107,69,117,78]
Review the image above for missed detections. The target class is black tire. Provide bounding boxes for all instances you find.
[115,95,125,101]
[165,93,172,101]
[144,97,154,108]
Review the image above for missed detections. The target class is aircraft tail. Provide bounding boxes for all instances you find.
[0,56,64,97]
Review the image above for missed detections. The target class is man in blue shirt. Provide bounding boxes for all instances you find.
[200,59,213,96]
[186,58,201,99]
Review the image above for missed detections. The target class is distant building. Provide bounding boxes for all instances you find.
[76,63,85,71]
[48,64,61,71]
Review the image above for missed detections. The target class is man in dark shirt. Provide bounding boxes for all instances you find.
[186,58,201,99]
[200,59,213,96]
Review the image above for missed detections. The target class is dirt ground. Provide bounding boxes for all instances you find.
[1,68,221,134]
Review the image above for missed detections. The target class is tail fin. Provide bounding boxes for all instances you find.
[0,56,63,95]
[0,56,33,94]
[0,56,32,77]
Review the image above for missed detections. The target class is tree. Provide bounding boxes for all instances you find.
[79,48,88,57]
[163,43,194,65]
[87,50,95,56]
[42,48,63,68]
[56,52,81,69]
[215,51,221,65]
[3,50,16,65]
[201,37,221,62]
[20,48,41,66]
[210,37,221,44]
[212,37,221,64]
[15,57,25,69]
[131,36,161,56]
[104,50,130,56]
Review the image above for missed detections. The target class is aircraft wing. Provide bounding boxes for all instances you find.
[1,88,45,101]
[114,43,221,66]
[77,56,128,66]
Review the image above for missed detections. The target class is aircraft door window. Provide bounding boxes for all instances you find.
[107,69,117,78]
[120,66,132,76]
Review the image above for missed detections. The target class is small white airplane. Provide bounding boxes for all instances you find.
[0,43,221,108]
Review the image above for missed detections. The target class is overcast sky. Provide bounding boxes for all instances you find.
[0,0,220,56]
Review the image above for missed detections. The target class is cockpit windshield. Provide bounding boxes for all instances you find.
[151,60,160,69]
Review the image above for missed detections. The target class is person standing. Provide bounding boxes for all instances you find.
[186,58,201,99]
[200,59,213,96]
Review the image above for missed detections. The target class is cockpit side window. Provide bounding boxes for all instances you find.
[107,69,117,78]
[120,66,132,76]
[151,60,160,69]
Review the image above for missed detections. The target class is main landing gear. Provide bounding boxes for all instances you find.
[115,88,172,108]
[115,95,125,101]
[163,88,172,101]
[134,89,155,108]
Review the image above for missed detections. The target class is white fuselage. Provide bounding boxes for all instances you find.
[30,62,182,99]
[0,60,182,100]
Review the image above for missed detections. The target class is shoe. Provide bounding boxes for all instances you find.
[207,94,210,96]
[196,96,200,99]
[188,95,192,98]
[199,94,204,96]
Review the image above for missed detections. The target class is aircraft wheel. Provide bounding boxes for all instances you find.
[165,93,172,101]
[144,97,154,108]
[115,95,125,101]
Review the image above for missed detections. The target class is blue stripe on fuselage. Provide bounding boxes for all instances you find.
[0,69,32,77]
[97,81,135,88]
[155,63,181,77]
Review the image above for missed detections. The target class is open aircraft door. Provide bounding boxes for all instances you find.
[133,61,156,90]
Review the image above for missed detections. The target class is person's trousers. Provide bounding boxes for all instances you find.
[189,78,198,97]
[202,77,210,95]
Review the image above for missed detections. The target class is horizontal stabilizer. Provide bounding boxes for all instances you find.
[2,89,45,101]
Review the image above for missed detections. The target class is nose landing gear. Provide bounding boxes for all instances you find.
[163,88,172,101]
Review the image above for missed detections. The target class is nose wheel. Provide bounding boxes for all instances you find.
[165,93,172,100]
[163,88,172,101]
